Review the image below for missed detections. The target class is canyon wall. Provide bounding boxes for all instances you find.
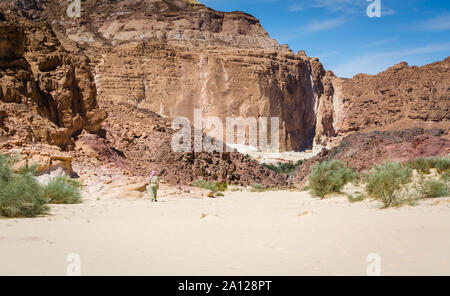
[314,59,450,149]
[1,0,448,154]
[0,10,106,148]
[2,0,318,151]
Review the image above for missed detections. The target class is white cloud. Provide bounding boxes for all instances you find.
[301,17,347,33]
[361,38,397,48]
[311,0,365,13]
[333,42,450,78]
[382,8,396,16]
[416,14,450,31]
[315,50,340,59]
[288,4,303,12]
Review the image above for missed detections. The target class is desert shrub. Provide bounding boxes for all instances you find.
[215,192,224,197]
[346,192,366,203]
[251,183,266,192]
[43,175,82,204]
[215,182,228,192]
[191,180,216,191]
[415,173,448,199]
[441,171,450,183]
[412,157,431,174]
[0,154,48,217]
[308,160,358,198]
[262,160,304,174]
[435,157,450,174]
[411,156,450,174]
[191,180,228,192]
[363,162,412,208]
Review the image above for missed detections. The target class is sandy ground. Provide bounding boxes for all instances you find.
[1,190,450,276]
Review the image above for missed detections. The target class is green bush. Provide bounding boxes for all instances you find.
[411,157,431,174]
[0,153,83,217]
[215,182,228,192]
[308,160,358,198]
[191,180,228,193]
[346,192,366,203]
[415,174,448,199]
[0,154,48,217]
[435,157,450,174]
[262,160,304,174]
[43,175,82,204]
[441,171,450,183]
[363,162,412,208]
[251,183,266,192]
[411,156,450,174]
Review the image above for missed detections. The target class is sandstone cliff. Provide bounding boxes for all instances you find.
[314,58,450,148]
[0,10,106,148]
[1,1,449,188]
[2,0,318,151]
[1,0,448,153]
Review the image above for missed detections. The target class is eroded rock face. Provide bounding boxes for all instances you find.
[2,0,317,151]
[95,43,316,151]
[0,11,106,148]
[294,128,450,188]
[314,59,450,148]
[81,99,290,187]
[1,1,448,189]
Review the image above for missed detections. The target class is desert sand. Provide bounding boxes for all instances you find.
[1,190,450,276]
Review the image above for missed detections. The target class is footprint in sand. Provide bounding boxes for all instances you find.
[200,213,219,220]
[297,211,314,217]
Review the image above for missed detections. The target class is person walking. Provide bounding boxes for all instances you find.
[147,170,160,202]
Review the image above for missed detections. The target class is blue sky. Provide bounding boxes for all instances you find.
[202,0,450,77]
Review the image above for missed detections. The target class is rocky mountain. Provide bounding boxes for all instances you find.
[0,10,106,148]
[295,128,450,188]
[0,0,448,187]
[314,59,450,148]
[2,0,318,151]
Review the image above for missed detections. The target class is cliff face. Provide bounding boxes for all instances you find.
[0,10,106,148]
[314,59,450,148]
[1,0,448,155]
[2,0,317,151]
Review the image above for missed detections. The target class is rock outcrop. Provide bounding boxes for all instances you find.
[313,59,450,148]
[96,99,290,187]
[1,1,448,188]
[2,0,318,151]
[3,0,448,153]
[0,10,106,148]
[294,128,450,188]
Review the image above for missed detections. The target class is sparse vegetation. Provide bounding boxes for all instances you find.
[441,171,450,183]
[251,183,266,192]
[43,175,82,204]
[410,156,450,174]
[415,173,448,199]
[435,156,450,174]
[363,161,413,208]
[191,180,228,193]
[0,154,48,217]
[308,160,358,198]
[0,153,83,218]
[262,160,304,174]
[346,192,366,203]
[411,157,432,174]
